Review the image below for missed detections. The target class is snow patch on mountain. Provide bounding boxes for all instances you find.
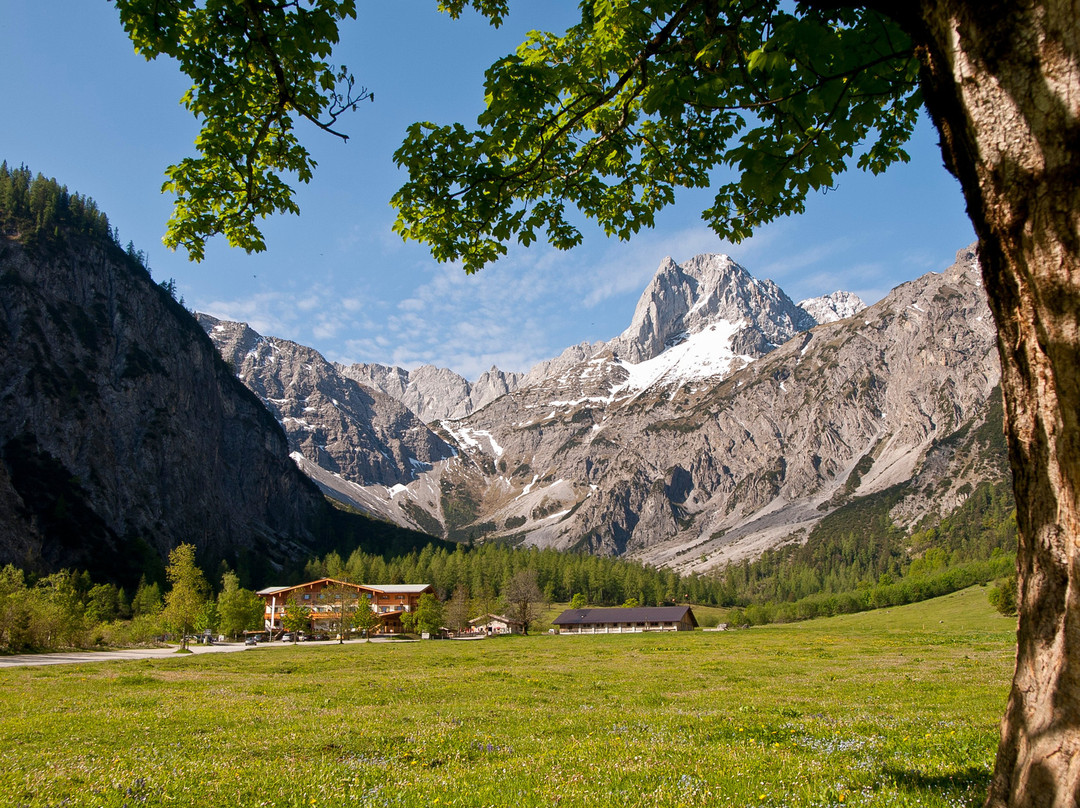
[441,422,505,457]
[617,318,754,390]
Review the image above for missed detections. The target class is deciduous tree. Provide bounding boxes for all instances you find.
[322,580,359,642]
[163,543,210,650]
[218,571,267,640]
[84,583,122,625]
[502,569,545,635]
[116,2,1080,803]
[281,595,312,640]
[445,584,472,634]
[415,592,445,637]
[114,0,370,260]
[352,594,379,640]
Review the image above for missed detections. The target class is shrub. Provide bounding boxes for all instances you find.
[988,575,1018,616]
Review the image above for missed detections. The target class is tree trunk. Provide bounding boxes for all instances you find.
[906,2,1080,805]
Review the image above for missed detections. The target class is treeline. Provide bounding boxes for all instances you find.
[302,542,727,607]
[300,474,1017,624]
[711,476,1017,624]
[0,160,159,276]
[727,554,1015,625]
[0,565,163,652]
[0,550,265,654]
[0,161,112,248]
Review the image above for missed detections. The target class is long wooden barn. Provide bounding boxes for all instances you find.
[552,606,698,634]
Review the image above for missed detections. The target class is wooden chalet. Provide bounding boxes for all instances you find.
[256,579,434,636]
[552,606,698,634]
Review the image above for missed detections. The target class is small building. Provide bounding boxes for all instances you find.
[469,613,524,635]
[552,606,698,634]
[255,579,434,635]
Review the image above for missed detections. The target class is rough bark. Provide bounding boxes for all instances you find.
[905,2,1080,805]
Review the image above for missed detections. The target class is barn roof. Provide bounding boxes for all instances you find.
[552,606,697,626]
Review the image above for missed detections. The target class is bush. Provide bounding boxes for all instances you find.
[97,614,166,647]
[988,575,1018,616]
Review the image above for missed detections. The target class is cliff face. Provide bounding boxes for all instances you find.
[198,315,455,488]
[0,234,334,585]
[338,361,525,423]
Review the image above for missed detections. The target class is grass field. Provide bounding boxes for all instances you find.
[0,587,1016,807]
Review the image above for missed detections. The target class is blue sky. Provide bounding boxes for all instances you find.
[2,2,974,379]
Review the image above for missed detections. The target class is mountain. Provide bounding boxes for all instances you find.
[338,362,524,422]
[197,315,455,488]
[607,253,817,364]
[200,247,1003,572]
[0,174,440,587]
[327,249,1003,569]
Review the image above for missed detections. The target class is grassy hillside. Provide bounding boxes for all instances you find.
[0,587,1014,807]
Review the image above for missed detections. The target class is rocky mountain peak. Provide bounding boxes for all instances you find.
[608,253,816,365]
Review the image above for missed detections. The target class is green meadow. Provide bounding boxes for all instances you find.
[0,587,1014,807]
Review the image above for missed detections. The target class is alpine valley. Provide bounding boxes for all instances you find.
[200,246,1007,574]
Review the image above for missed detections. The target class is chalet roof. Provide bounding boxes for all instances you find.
[255,579,432,598]
[552,606,698,627]
[255,585,293,596]
[364,584,433,594]
[255,578,359,597]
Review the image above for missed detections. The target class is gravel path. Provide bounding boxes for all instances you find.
[0,637,411,668]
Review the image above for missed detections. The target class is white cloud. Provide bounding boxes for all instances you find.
[580,226,726,308]
[197,292,297,338]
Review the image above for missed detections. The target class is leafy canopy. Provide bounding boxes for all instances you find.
[391,0,922,272]
[115,0,368,261]
[118,1,920,267]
